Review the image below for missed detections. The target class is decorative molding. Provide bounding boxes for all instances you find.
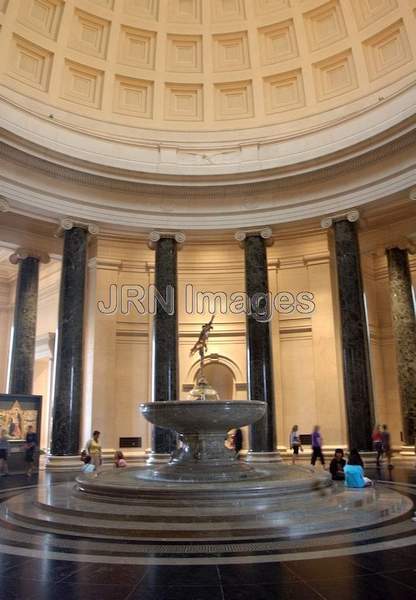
[263,69,304,114]
[313,50,358,101]
[168,0,202,24]
[258,20,298,66]
[211,0,246,23]
[350,0,398,31]
[69,9,111,60]
[166,34,202,73]
[214,80,254,121]
[213,31,250,73]
[61,60,104,109]
[8,34,53,92]
[17,0,64,41]
[1,86,416,230]
[164,82,203,121]
[303,0,347,53]
[363,20,412,82]
[118,26,156,70]
[113,76,153,119]
[303,252,330,266]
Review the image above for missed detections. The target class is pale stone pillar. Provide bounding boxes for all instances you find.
[305,253,347,449]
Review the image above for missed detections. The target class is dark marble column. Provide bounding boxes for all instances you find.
[332,218,374,451]
[150,232,182,455]
[387,247,416,445]
[240,231,276,453]
[8,250,44,395]
[51,226,88,455]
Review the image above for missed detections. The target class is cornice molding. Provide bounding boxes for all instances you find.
[1,118,416,194]
[0,124,415,231]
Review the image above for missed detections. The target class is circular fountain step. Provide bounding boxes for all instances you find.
[0,479,415,564]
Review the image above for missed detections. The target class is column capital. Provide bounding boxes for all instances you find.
[55,217,99,238]
[234,227,273,247]
[320,210,360,229]
[148,230,186,250]
[0,196,10,212]
[9,247,50,265]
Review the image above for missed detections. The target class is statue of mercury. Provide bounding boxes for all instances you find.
[190,315,215,379]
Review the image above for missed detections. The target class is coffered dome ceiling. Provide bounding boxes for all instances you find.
[0,0,415,230]
[0,0,415,132]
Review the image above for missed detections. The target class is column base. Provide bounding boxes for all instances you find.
[359,451,378,465]
[145,450,171,465]
[242,450,282,463]
[45,454,83,471]
[279,446,349,463]
[398,446,416,461]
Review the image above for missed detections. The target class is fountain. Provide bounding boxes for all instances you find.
[0,319,412,565]
[75,317,331,498]
[139,316,268,482]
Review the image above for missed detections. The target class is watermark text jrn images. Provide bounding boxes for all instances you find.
[97,284,315,323]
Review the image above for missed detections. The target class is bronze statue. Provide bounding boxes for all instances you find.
[190,315,215,378]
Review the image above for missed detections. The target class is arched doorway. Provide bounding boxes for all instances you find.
[196,362,234,400]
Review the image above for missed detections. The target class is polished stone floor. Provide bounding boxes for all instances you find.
[1,464,416,599]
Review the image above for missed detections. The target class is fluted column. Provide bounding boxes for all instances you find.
[149,231,184,456]
[236,228,277,456]
[51,221,97,455]
[323,212,374,451]
[8,248,49,395]
[386,246,416,445]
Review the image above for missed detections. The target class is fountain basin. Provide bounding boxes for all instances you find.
[140,400,265,433]
[139,400,266,482]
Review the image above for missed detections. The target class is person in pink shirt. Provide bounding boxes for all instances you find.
[114,450,127,468]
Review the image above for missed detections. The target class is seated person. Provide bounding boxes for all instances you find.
[329,448,346,481]
[114,450,127,468]
[224,431,236,451]
[344,449,372,488]
[80,455,95,473]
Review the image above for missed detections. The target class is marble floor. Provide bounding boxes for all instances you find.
[1,464,416,600]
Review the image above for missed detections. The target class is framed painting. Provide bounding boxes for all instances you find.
[0,394,42,473]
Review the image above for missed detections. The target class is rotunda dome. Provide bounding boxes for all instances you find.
[0,0,415,137]
[0,0,415,230]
